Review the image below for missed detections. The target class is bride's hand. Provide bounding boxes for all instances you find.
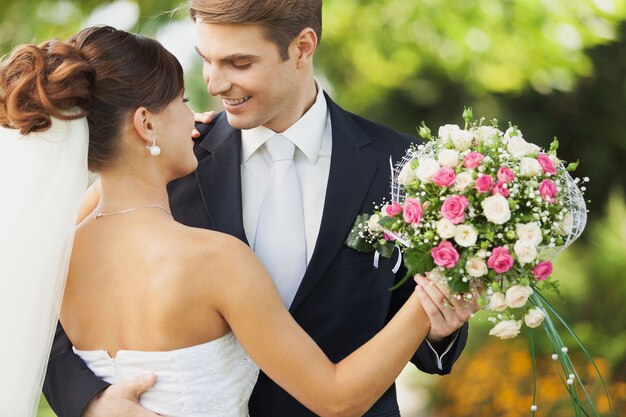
[83,374,159,417]
[191,111,216,138]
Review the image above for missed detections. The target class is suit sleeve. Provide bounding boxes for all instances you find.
[43,322,110,417]
[385,253,469,375]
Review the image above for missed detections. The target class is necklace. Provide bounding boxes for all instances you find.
[93,204,172,219]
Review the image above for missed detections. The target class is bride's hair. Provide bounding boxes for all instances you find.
[0,40,95,134]
[68,26,185,171]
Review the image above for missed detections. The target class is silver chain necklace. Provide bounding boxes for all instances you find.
[93,204,172,219]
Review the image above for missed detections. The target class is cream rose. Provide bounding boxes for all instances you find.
[507,136,540,158]
[519,157,542,177]
[415,158,440,183]
[555,212,574,236]
[438,149,460,167]
[514,240,538,265]
[454,225,478,247]
[489,320,522,339]
[481,194,511,225]
[438,124,462,143]
[397,162,417,186]
[486,292,507,312]
[505,285,533,308]
[524,307,545,328]
[454,172,473,192]
[475,126,499,145]
[516,222,543,246]
[465,257,488,277]
[436,218,457,239]
[367,214,383,233]
[451,130,473,151]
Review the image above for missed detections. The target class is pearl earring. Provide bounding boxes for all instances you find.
[148,138,161,156]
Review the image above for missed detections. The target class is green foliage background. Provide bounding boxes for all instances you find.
[1,0,624,415]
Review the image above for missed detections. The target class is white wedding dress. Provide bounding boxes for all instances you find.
[0,117,89,416]
[75,332,260,417]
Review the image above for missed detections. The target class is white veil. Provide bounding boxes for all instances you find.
[0,116,88,416]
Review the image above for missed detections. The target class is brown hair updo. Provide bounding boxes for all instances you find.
[0,40,95,134]
[68,26,185,172]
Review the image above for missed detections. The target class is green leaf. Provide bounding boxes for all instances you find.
[403,247,435,276]
[566,159,580,171]
[377,242,396,258]
[378,215,397,229]
[344,214,375,253]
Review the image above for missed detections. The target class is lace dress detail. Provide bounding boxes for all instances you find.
[74,332,259,417]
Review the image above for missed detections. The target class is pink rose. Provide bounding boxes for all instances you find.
[487,246,515,274]
[492,182,510,197]
[464,151,484,169]
[441,195,470,225]
[433,167,456,187]
[402,198,423,225]
[431,240,460,269]
[384,232,396,242]
[475,175,494,193]
[537,154,557,175]
[497,167,516,183]
[532,261,553,280]
[539,179,558,203]
[386,202,402,217]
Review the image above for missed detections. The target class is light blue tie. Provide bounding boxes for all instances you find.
[254,135,307,308]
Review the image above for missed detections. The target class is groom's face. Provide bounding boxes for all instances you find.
[195,22,302,132]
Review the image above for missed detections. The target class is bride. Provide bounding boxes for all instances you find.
[0,41,92,416]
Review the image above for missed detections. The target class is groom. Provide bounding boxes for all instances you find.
[44,1,472,416]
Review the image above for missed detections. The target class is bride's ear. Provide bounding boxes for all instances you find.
[132,107,157,147]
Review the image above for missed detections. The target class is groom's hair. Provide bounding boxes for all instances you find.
[188,0,322,61]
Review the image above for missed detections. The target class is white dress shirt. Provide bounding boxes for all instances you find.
[241,84,331,264]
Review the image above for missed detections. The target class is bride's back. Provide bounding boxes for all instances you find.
[61,213,231,357]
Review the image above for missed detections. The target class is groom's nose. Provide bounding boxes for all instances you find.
[206,66,231,97]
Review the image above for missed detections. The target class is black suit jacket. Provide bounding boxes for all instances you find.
[44,94,468,417]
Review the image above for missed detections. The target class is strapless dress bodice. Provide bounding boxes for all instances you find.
[74,332,259,417]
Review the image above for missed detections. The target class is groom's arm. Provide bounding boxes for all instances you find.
[43,322,110,417]
[386,263,469,375]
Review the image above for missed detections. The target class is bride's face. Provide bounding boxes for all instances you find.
[152,94,197,178]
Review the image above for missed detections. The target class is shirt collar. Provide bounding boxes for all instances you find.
[241,81,328,164]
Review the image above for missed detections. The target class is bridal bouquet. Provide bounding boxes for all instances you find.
[346,108,611,416]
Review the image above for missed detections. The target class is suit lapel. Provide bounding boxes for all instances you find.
[195,115,248,245]
[290,97,378,312]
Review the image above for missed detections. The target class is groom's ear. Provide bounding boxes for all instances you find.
[293,28,317,69]
[132,107,156,146]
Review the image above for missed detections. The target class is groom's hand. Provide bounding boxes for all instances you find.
[414,274,479,342]
[82,374,159,417]
[191,111,216,138]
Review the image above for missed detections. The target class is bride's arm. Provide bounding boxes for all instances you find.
[208,237,430,417]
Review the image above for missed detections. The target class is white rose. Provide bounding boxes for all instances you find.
[451,130,473,151]
[481,194,511,225]
[516,222,543,246]
[454,172,473,192]
[514,240,538,265]
[475,126,500,145]
[454,225,478,247]
[436,218,457,239]
[438,124,461,143]
[487,292,507,312]
[438,149,460,167]
[465,257,488,277]
[549,154,560,165]
[415,158,440,183]
[505,126,522,139]
[367,214,383,233]
[555,212,574,236]
[505,285,533,308]
[507,136,540,158]
[397,162,417,186]
[524,307,545,328]
[489,320,522,339]
[519,157,542,177]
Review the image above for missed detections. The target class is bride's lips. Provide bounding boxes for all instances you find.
[222,96,252,113]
